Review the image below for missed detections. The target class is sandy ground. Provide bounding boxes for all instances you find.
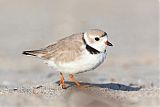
[0,82,159,107]
[0,0,159,107]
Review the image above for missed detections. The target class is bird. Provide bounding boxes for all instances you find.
[22,29,113,89]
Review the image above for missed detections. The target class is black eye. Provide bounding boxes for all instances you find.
[95,37,100,41]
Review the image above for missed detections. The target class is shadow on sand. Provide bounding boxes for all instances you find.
[55,81,141,91]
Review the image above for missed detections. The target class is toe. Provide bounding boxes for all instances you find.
[62,84,67,89]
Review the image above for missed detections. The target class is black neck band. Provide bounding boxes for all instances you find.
[86,44,101,54]
[82,35,101,54]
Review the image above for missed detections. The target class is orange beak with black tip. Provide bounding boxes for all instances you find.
[105,41,113,46]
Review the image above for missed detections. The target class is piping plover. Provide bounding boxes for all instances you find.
[23,29,113,89]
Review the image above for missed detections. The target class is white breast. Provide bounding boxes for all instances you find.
[46,50,107,74]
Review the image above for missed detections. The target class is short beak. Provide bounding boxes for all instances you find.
[105,41,113,46]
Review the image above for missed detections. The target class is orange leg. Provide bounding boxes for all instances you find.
[69,74,81,88]
[59,72,66,89]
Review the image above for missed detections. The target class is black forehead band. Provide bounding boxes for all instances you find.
[101,32,107,37]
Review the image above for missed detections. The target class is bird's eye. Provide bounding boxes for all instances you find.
[95,37,100,41]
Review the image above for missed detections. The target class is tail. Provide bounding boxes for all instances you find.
[22,50,42,57]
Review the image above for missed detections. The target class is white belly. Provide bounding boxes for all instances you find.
[46,50,107,74]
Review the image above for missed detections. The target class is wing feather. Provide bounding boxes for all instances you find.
[41,33,84,63]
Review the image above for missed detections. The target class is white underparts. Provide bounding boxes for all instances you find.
[45,49,107,74]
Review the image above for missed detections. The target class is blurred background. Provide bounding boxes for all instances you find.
[0,0,158,89]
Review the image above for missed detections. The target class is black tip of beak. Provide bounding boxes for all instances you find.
[105,41,113,46]
[108,42,113,46]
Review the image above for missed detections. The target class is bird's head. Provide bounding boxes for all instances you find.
[84,29,113,52]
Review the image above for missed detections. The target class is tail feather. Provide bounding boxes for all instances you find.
[22,50,42,57]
